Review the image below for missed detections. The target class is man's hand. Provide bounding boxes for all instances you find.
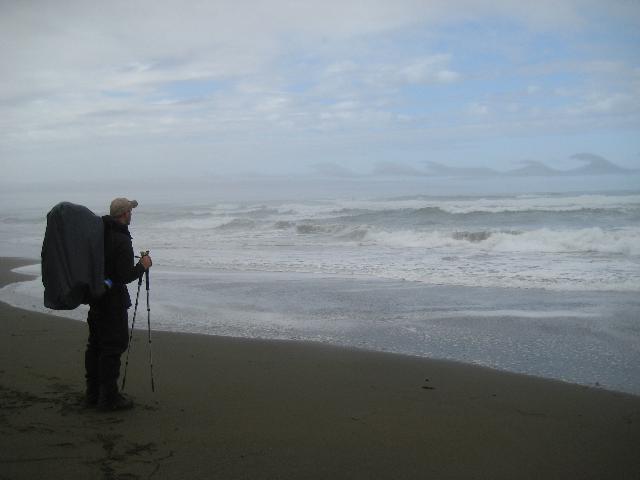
[140,255,152,270]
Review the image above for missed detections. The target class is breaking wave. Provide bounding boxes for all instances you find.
[7,191,637,292]
[215,218,258,231]
[353,193,640,215]
[335,206,639,229]
[367,227,640,256]
[451,231,496,243]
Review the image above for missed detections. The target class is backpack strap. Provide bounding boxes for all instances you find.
[102,216,115,281]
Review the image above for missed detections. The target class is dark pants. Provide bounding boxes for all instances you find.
[85,304,129,392]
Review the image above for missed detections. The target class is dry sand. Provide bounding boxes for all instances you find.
[1,257,639,479]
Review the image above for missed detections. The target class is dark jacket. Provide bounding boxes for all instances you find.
[96,216,145,310]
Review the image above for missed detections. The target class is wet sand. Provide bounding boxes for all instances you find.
[1,257,639,479]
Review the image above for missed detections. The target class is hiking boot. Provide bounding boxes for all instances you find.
[84,391,99,407]
[98,386,134,412]
[84,382,99,407]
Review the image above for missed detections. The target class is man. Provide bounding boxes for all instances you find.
[85,197,153,411]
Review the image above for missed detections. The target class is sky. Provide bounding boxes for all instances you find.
[1,0,639,184]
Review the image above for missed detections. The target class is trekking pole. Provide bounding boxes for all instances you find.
[122,273,143,391]
[145,268,156,392]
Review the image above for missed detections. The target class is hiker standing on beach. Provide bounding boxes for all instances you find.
[85,198,152,411]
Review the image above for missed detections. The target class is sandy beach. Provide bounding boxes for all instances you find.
[1,257,639,479]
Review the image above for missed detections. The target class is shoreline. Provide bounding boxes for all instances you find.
[3,257,639,396]
[0,257,622,396]
[9,256,640,294]
[1,256,640,478]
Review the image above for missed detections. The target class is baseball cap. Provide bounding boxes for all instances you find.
[110,197,138,217]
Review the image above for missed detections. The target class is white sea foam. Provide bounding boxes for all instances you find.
[2,192,639,292]
[484,228,640,255]
[3,267,639,395]
[427,193,640,214]
[127,193,640,292]
[2,190,639,395]
[366,227,640,256]
[154,216,230,230]
[275,193,640,216]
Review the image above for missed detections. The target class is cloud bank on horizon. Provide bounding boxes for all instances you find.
[314,153,637,178]
[1,0,639,182]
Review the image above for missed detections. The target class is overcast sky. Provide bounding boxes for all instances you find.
[1,0,639,183]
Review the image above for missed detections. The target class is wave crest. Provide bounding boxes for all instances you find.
[368,227,640,255]
[215,219,257,230]
[451,231,494,243]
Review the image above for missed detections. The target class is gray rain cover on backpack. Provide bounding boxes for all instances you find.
[42,202,106,309]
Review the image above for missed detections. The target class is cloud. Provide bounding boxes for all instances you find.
[505,160,561,176]
[372,162,429,177]
[1,1,639,181]
[355,55,462,91]
[315,54,460,105]
[567,92,638,116]
[420,155,636,178]
[3,1,623,102]
[468,102,490,116]
[396,55,460,85]
[310,162,360,178]
[568,153,634,174]
[424,162,499,177]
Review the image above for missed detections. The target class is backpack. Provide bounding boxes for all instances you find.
[41,202,106,309]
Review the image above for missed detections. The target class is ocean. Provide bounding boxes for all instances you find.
[1,184,639,394]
